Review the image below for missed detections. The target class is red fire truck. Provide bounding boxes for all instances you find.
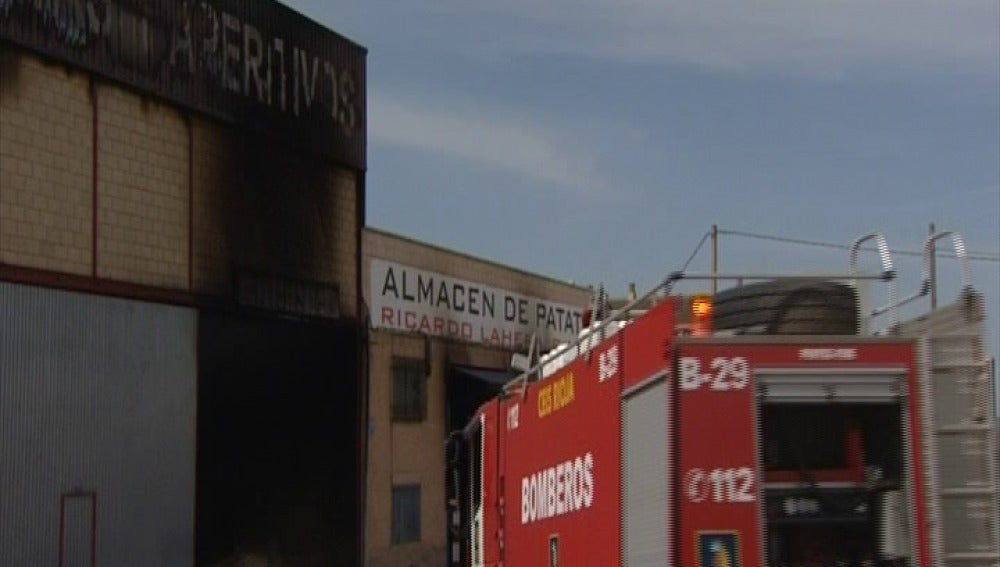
[449,231,998,567]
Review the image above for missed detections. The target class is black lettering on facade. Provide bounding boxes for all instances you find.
[482,292,495,318]
[272,36,287,111]
[381,267,399,298]
[198,2,223,81]
[504,296,517,321]
[417,275,434,305]
[565,310,578,333]
[324,61,338,122]
[243,22,266,103]
[0,0,366,166]
[170,5,195,73]
[436,281,451,309]
[221,11,241,93]
[546,306,557,330]
[467,286,479,315]
[400,270,415,301]
[295,47,319,116]
[338,68,356,134]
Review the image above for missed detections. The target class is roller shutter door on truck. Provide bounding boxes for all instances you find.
[622,376,670,566]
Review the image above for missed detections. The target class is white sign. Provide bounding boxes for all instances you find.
[370,259,585,349]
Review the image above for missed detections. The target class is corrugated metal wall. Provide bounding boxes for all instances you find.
[0,282,197,567]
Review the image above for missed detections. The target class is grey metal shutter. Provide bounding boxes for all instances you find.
[622,377,670,566]
[756,370,904,403]
[0,282,197,567]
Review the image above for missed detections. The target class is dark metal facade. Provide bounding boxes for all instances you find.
[0,282,197,567]
[0,0,367,167]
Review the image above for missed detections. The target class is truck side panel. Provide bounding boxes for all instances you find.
[675,340,931,567]
[487,298,677,566]
[501,341,622,566]
[676,343,764,567]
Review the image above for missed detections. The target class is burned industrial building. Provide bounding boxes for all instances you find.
[1,1,367,565]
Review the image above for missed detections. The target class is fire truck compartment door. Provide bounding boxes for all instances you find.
[622,377,670,566]
[756,370,905,403]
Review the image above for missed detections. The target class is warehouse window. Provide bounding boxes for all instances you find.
[392,358,427,421]
[391,484,421,545]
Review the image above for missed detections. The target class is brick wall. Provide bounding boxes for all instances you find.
[96,84,189,288]
[1,50,360,318]
[363,230,590,567]
[365,333,427,565]
[190,118,358,314]
[366,331,509,567]
[0,52,93,275]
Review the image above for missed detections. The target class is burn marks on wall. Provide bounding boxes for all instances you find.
[0,0,366,166]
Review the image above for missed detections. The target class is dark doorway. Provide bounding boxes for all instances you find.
[446,366,512,435]
[196,312,360,567]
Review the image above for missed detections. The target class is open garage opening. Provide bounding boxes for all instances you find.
[197,312,360,567]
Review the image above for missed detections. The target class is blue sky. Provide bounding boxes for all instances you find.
[287,0,999,390]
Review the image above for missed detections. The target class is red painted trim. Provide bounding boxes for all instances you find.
[905,354,935,566]
[495,403,504,565]
[90,77,99,277]
[58,491,97,567]
[58,494,66,567]
[187,114,194,292]
[91,493,97,567]
[847,426,864,471]
[1,263,195,307]
[669,348,681,567]
[615,329,626,566]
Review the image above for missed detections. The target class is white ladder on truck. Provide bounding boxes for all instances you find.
[894,232,1000,567]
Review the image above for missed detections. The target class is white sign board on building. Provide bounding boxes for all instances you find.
[370,259,585,350]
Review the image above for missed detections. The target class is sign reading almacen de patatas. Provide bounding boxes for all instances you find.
[371,259,584,350]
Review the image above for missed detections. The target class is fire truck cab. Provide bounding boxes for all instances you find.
[449,231,998,567]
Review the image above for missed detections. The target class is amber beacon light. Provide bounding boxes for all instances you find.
[691,293,713,337]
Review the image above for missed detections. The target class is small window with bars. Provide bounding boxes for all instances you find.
[392,357,427,422]
[391,484,421,545]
